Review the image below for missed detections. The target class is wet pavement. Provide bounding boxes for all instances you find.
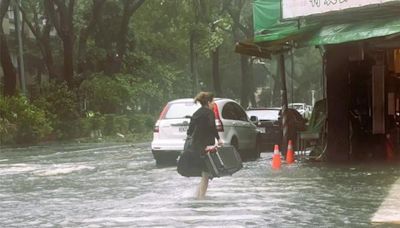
[0,143,399,227]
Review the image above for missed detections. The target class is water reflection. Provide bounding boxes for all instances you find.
[0,143,399,227]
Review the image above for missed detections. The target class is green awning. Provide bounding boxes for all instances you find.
[305,17,400,46]
[252,0,400,49]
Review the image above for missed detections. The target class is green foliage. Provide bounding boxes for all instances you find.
[80,112,106,137]
[80,69,190,116]
[55,119,85,140]
[0,95,52,144]
[198,16,232,57]
[73,0,92,32]
[103,114,128,136]
[33,82,81,139]
[132,0,195,100]
[79,74,131,114]
[134,1,190,63]
[111,113,154,135]
[287,47,323,104]
[80,113,154,138]
[1,0,325,146]
[128,113,154,134]
[0,117,17,144]
[84,41,108,69]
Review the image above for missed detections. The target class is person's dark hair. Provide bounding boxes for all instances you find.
[194,92,214,106]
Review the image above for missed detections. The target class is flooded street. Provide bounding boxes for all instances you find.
[0,143,399,227]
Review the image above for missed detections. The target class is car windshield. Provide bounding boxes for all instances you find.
[246,110,280,120]
[164,102,200,119]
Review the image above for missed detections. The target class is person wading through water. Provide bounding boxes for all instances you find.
[187,92,223,199]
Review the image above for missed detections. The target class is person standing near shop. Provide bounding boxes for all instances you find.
[187,92,223,199]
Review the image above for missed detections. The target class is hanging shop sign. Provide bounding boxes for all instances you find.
[281,0,400,19]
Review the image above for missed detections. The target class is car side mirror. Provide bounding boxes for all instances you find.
[250,115,258,124]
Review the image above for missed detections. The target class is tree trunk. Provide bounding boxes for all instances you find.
[77,0,106,75]
[112,0,145,74]
[41,27,57,80]
[116,8,130,59]
[45,0,75,87]
[0,0,17,96]
[1,35,17,96]
[18,2,57,81]
[212,46,222,97]
[63,34,74,87]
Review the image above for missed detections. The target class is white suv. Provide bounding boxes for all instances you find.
[151,98,260,165]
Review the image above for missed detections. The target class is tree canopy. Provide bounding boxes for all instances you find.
[0,0,323,144]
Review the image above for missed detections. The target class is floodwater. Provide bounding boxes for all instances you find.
[0,143,399,227]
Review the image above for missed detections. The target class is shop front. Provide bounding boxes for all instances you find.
[236,0,400,161]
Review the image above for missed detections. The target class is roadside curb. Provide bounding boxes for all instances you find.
[371,177,400,224]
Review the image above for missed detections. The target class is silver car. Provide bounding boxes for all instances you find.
[151,98,260,164]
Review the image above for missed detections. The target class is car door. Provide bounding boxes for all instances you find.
[220,102,237,143]
[230,102,257,149]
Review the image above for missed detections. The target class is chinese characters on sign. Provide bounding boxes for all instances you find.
[281,0,399,19]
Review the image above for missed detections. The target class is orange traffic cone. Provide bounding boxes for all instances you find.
[286,140,295,164]
[272,144,281,170]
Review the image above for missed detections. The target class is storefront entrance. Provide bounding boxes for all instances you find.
[325,40,400,161]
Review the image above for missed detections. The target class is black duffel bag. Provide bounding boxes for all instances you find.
[177,135,202,177]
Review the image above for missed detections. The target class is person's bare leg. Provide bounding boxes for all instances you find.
[197,172,209,199]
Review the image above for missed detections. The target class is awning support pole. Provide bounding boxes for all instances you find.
[279,53,289,155]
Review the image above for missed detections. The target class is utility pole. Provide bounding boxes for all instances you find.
[291,47,294,104]
[13,0,26,96]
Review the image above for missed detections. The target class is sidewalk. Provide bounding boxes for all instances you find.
[371,177,400,224]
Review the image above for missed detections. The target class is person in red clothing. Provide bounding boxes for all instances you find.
[187,92,223,199]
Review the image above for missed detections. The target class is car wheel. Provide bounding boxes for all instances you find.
[246,138,261,160]
[230,137,238,150]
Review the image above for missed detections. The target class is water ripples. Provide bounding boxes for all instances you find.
[0,143,399,227]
